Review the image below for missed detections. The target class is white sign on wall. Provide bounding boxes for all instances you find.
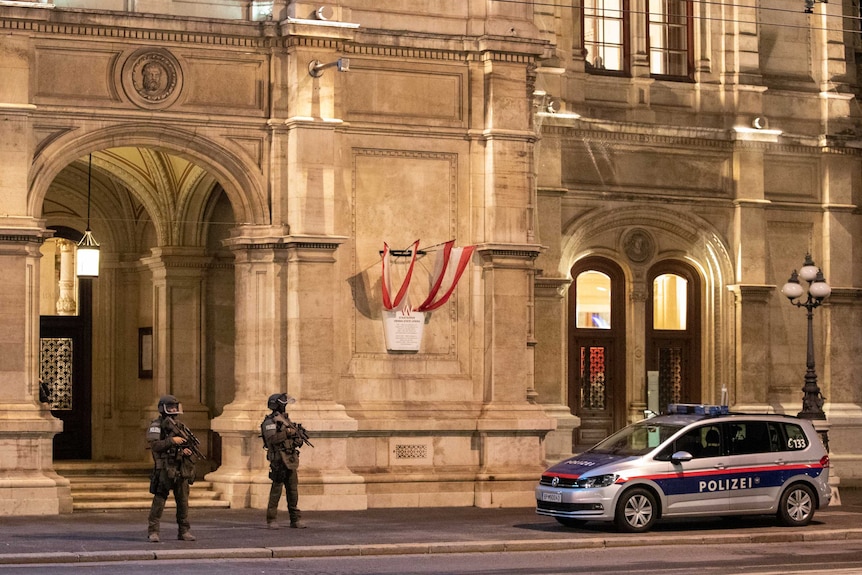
[383,310,426,353]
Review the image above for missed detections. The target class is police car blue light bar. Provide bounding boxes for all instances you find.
[667,403,729,416]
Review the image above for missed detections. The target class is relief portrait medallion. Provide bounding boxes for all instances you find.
[120,48,183,109]
[623,228,654,263]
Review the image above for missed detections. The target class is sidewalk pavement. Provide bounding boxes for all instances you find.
[2,488,862,566]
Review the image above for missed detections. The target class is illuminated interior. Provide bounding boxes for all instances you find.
[39,238,80,317]
[653,273,687,330]
[576,270,611,329]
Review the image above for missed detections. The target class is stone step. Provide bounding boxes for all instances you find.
[69,479,217,490]
[73,487,224,501]
[55,460,230,511]
[73,499,231,511]
[54,461,154,476]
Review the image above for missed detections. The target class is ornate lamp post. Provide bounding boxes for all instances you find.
[780,253,831,430]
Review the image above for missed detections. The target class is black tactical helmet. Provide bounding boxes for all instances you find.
[158,394,182,416]
[267,393,295,412]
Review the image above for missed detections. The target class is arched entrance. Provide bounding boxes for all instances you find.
[568,256,627,451]
[38,145,238,468]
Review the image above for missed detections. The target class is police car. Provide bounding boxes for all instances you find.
[536,404,831,532]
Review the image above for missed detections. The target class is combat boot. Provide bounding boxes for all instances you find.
[178,531,196,541]
[147,532,160,543]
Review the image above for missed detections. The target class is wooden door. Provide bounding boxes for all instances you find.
[569,257,626,452]
[40,279,92,460]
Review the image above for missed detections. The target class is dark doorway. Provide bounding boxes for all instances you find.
[39,228,93,460]
[568,257,626,452]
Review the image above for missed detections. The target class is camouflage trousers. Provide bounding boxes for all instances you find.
[147,477,191,535]
[266,462,300,524]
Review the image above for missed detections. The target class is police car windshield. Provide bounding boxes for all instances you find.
[591,421,684,456]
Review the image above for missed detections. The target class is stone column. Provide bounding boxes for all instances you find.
[0,35,72,514]
[474,246,555,507]
[141,247,212,438]
[0,223,72,515]
[280,238,364,511]
[533,276,577,464]
[628,285,648,421]
[472,50,555,507]
[56,240,77,316]
[207,226,362,510]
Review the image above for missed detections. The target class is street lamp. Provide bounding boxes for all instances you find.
[780,253,831,424]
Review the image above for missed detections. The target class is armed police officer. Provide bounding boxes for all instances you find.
[146,394,200,542]
[261,393,311,529]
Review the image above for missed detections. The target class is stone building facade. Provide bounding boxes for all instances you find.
[0,0,859,515]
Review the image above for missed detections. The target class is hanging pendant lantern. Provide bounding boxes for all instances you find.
[76,153,100,277]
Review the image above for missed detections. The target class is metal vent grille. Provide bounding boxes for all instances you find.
[394,444,428,459]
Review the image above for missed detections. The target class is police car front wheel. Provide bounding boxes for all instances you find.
[778,483,816,527]
[614,487,658,533]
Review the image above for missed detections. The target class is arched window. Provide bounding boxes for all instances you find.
[646,261,701,407]
[652,273,687,330]
[576,271,612,329]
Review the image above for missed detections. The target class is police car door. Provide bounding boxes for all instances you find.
[724,420,781,512]
[657,424,729,516]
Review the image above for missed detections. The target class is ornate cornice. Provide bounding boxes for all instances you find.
[728,284,775,304]
[0,234,44,244]
[0,14,272,48]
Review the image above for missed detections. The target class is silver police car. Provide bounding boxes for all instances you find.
[536,404,831,532]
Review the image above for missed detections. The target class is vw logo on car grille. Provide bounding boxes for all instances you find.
[551,476,560,487]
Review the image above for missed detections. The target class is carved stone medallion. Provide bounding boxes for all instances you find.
[121,48,183,109]
[622,228,654,263]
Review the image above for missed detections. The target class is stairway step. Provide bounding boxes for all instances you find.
[73,489,223,501]
[73,499,231,511]
[56,461,229,511]
[69,478,219,492]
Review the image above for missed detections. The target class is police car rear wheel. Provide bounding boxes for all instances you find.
[778,483,815,527]
[614,487,657,533]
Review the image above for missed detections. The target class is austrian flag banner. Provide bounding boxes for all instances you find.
[380,240,475,353]
[416,240,476,312]
[381,240,420,311]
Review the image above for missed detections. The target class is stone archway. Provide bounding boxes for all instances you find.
[28,124,268,228]
[560,205,735,420]
[34,135,248,481]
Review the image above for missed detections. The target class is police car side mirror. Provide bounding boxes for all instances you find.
[671,451,693,463]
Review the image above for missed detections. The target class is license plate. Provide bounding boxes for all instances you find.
[542,492,562,503]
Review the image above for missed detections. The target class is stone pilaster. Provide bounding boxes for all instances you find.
[280,237,364,511]
[728,284,773,408]
[534,276,577,464]
[208,226,362,510]
[0,223,72,514]
[206,226,291,508]
[141,247,212,430]
[474,245,555,507]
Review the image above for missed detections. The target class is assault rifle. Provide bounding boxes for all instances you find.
[164,417,206,461]
[274,414,314,448]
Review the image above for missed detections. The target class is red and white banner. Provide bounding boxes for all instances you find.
[381,240,420,311]
[416,240,475,312]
